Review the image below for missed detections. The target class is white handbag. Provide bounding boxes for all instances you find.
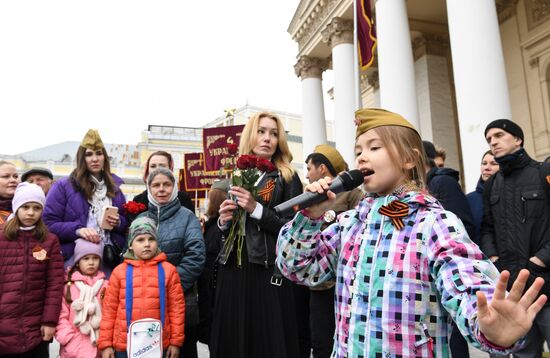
[125,263,166,358]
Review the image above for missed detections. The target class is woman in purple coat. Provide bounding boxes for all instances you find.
[43,129,128,273]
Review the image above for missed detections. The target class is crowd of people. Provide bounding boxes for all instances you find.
[0,108,549,358]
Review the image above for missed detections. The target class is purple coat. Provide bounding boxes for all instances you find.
[43,174,128,261]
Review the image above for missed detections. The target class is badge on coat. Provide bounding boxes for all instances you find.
[32,245,49,262]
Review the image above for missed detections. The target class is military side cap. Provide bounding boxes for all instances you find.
[313,144,346,174]
[354,108,419,139]
[211,179,230,192]
[80,129,105,150]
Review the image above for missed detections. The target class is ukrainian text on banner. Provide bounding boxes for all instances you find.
[202,124,244,173]
[357,0,377,70]
[182,153,220,191]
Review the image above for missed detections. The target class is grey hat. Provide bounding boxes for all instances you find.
[21,167,53,182]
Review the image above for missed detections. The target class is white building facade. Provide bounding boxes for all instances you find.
[288,0,550,191]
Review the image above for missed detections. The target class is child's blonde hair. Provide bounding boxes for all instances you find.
[369,126,428,190]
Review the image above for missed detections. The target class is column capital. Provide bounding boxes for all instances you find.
[294,56,329,79]
[321,17,354,48]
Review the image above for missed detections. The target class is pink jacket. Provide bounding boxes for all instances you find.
[55,270,108,358]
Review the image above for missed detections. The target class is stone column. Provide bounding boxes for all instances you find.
[375,0,420,128]
[447,0,512,191]
[322,17,357,167]
[294,56,329,157]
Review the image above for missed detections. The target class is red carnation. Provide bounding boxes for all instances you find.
[123,201,147,215]
[248,155,258,168]
[256,158,276,173]
[228,143,239,155]
[236,155,250,170]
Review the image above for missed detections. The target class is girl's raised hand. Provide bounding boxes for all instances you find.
[303,176,337,219]
[477,269,547,348]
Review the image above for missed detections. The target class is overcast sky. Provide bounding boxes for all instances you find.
[0,1,333,155]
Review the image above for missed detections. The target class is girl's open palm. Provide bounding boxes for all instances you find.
[477,269,547,348]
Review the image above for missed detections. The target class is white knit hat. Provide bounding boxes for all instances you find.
[12,182,46,214]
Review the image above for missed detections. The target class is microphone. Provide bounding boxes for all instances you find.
[274,169,364,217]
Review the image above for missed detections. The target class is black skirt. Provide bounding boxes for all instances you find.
[209,245,300,358]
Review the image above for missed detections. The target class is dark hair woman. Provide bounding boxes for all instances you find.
[43,129,128,274]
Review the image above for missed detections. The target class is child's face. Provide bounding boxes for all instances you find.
[77,254,101,276]
[17,202,43,227]
[354,130,405,195]
[130,234,158,260]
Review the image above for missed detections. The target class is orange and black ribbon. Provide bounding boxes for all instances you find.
[378,200,409,230]
[258,179,276,203]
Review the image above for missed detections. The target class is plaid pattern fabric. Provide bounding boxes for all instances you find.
[277,191,518,357]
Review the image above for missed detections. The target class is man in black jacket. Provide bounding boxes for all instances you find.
[481,119,550,357]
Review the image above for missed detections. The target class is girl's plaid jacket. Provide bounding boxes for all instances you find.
[277,190,519,357]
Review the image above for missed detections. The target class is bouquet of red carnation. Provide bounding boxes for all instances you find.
[123,201,147,223]
[219,154,276,266]
[123,201,147,215]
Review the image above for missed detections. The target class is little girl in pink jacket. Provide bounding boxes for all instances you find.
[55,238,109,358]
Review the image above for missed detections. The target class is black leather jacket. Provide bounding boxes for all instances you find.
[220,170,303,267]
[481,150,550,297]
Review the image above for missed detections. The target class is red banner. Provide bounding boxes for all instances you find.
[181,153,220,191]
[202,124,244,173]
[357,0,377,70]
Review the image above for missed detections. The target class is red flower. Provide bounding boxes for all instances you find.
[247,155,257,168]
[236,155,251,170]
[227,143,239,155]
[256,158,276,173]
[123,201,147,215]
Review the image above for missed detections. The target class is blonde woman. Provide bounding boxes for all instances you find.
[211,112,303,358]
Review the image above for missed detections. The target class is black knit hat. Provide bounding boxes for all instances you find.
[484,119,524,146]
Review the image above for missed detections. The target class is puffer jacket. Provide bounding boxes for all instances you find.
[218,170,303,266]
[97,253,185,352]
[55,271,108,358]
[43,175,128,261]
[0,229,64,354]
[481,150,550,298]
[140,198,205,327]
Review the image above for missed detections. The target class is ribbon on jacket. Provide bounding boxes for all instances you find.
[258,179,276,203]
[378,200,409,230]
